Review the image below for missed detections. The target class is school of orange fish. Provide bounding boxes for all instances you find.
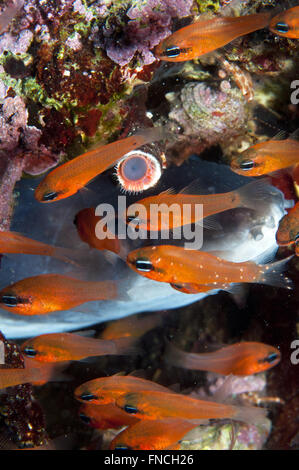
[1,5,299,450]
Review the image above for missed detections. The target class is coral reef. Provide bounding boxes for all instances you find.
[0,0,298,452]
[0,331,46,448]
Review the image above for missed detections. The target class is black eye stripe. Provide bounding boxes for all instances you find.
[42,191,59,201]
[135,259,153,272]
[164,46,181,58]
[124,404,138,414]
[79,413,91,424]
[275,22,289,33]
[0,295,30,307]
[240,161,255,170]
[259,352,279,364]
[23,347,37,357]
[79,393,97,401]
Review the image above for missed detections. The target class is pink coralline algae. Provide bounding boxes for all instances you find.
[0,95,59,229]
[93,0,194,66]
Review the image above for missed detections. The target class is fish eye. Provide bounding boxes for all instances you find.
[42,191,59,201]
[135,258,154,272]
[79,393,98,401]
[123,404,139,414]
[79,413,91,424]
[23,346,37,358]
[239,160,255,170]
[164,46,181,58]
[275,22,289,33]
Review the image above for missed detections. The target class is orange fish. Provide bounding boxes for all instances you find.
[0,360,66,389]
[269,6,299,38]
[74,208,123,257]
[127,245,292,289]
[165,341,281,376]
[276,201,299,249]
[115,389,266,425]
[101,313,162,341]
[74,375,171,405]
[21,332,137,362]
[230,138,299,176]
[110,418,199,450]
[35,128,166,202]
[79,403,139,430]
[0,231,77,265]
[126,179,270,231]
[0,274,117,315]
[155,13,270,62]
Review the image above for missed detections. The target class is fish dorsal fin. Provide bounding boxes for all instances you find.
[179,178,203,195]
[272,130,288,141]
[158,187,176,196]
[289,128,299,141]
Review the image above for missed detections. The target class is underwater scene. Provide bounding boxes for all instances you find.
[0,0,298,452]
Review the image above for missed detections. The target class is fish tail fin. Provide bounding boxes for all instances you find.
[236,178,273,212]
[99,281,118,300]
[230,12,271,37]
[27,360,71,386]
[233,404,270,430]
[112,337,142,356]
[259,255,293,289]
[52,246,83,267]
[164,340,194,369]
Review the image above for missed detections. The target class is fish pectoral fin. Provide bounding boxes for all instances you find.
[289,128,299,141]
[198,215,223,231]
[158,187,177,196]
[272,129,289,141]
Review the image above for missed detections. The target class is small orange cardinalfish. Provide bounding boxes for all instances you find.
[20,332,137,362]
[165,341,281,376]
[269,6,299,38]
[110,418,199,450]
[101,312,162,341]
[74,208,124,258]
[0,274,117,315]
[115,389,267,425]
[74,375,171,405]
[276,201,299,250]
[155,13,271,62]
[127,245,292,289]
[35,128,166,203]
[0,360,66,389]
[0,231,77,265]
[79,403,139,430]
[126,179,270,231]
[230,138,299,176]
